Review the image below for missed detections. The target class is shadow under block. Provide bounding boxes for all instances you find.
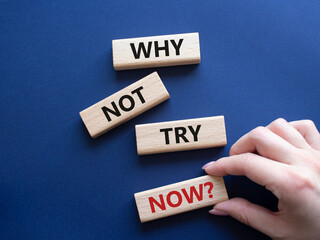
[79,72,170,138]
[135,116,227,155]
[112,32,200,70]
[134,175,229,223]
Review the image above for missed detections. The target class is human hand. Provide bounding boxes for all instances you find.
[202,118,320,240]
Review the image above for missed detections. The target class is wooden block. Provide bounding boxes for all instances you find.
[134,175,228,223]
[135,116,227,155]
[113,32,200,70]
[80,72,170,138]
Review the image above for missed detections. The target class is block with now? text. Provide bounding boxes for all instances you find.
[134,175,229,223]
[112,32,200,70]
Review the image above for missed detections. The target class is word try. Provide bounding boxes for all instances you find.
[135,116,227,155]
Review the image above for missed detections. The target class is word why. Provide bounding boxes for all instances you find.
[148,182,213,213]
[159,125,201,145]
[101,86,145,122]
[130,39,184,59]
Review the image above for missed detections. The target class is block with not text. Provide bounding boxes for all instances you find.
[79,72,170,138]
[135,116,227,155]
[134,175,228,223]
[112,32,200,70]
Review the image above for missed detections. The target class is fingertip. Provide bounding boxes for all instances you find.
[209,208,229,216]
[203,161,221,176]
[213,200,231,210]
[202,161,214,170]
[204,157,233,176]
[203,166,213,175]
[202,161,220,176]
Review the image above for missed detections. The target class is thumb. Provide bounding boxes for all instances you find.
[210,198,279,238]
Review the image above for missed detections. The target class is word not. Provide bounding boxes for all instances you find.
[101,86,145,122]
[80,72,169,138]
[130,39,183,59]
[134,175,228,223]
[112,32,200,70]
[149,182,213,213]
[135,116,227,155]
[159,125,201,145]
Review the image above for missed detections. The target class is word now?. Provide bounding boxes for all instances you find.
[148,182,213,213]
[134,175,228,222]
[160,125,201,144]
[130,39,183,59]
[101,86,145,122]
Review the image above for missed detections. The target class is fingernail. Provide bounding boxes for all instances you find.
[202,161,215,170]
[209,208,229,216]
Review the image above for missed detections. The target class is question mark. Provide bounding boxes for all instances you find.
[204,182,214,198]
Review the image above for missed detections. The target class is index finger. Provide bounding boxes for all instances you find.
[203,153,286,196]
[230,126,298,164]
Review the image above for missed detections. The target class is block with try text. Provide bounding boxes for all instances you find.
[112,32,200,70]
[134,175,228,223]
[135,116,227,155]
[80,72,170,138]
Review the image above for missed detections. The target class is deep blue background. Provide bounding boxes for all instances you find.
[1,1,320,239]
